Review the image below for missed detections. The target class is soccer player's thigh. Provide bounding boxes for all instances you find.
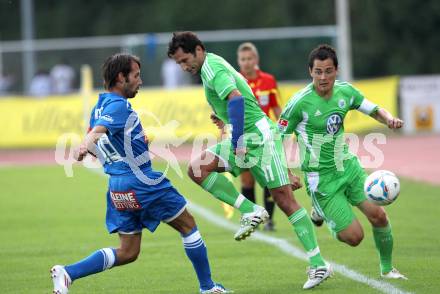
[240,170,255,188]
[347,168,388,227]
[145,186,189,232]
[321,189,361,242]
[107,176,144,235]
[250,138,290,189]
[307,172,359,238]
[248,140,294,213]
[345,162,368,207]
[117,233,142,265]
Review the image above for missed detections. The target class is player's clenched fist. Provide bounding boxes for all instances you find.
[74,144,88,161]
[387,117,403,129]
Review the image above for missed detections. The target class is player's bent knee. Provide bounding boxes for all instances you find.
[346,235,363,247]
[369,207,388,227]
[126,252,139,263]
[270,186,298,215]
[187,165,197,181]
[339,230,364,247]
[187,158,213,185]
[187,164,204,184]
[118,249,140,264]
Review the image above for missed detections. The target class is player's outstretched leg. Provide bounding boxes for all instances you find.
[188,151,268,241]
[270,185,332,289]
[357,201,407,280]
[167,208,233,293]
[51,233,140,293]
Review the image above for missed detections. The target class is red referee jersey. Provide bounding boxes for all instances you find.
[242,69,280,117]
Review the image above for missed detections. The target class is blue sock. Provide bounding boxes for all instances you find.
[182,227,215,291]
[65,248,117,281]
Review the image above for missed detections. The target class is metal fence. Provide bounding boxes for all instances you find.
[0,26,339,94]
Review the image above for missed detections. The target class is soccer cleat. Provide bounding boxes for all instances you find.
[303,263,333,290]
[381,268,408,280]
[310,207,324,227]
[50,265,71,294]
[234,206,269,241]
[200,283,234,293]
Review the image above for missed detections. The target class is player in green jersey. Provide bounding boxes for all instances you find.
[168,32,332,289]
[279,44,406,280]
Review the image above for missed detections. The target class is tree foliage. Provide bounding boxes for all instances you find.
[0,0,438,79]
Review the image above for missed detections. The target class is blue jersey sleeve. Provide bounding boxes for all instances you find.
[94,100,130,135]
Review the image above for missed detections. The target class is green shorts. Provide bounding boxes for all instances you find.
[304,157,367,234]
[207,136,290,189]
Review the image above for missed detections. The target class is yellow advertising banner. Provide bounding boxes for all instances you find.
[0,95,85,148]
[0,76,398,148]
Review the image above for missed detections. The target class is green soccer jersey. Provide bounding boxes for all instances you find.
[279,80,379,173]
[200,52,271,145]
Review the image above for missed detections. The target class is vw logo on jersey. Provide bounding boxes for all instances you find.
[326,114,343,135]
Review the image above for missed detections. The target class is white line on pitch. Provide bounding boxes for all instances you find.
[187,202,412,294]
[88,169,411,294]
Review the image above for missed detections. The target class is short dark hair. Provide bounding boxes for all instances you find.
[308,44,338,70]
[167,31,205,57]
[102,53,141,89]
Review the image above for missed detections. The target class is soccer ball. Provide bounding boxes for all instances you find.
[364,170,400,206]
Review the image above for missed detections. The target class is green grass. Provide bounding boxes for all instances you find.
[0,163,438,293]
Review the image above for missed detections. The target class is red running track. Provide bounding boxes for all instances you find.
[0,135,438,185]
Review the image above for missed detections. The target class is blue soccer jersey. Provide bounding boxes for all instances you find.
[90,92,151,175]
[89,92,186,234]
[90,93,171,189]
[90,93,151,175]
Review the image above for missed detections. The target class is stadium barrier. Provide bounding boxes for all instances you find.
[0,76,398,148]
[400,75,440,134]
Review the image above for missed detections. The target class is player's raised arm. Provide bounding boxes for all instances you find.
[348,82,403,130]
[74,125,108,161]
[370,107,404,129]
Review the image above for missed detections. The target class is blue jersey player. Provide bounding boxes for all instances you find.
[50,53,231,294]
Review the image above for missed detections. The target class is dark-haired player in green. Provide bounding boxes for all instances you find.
[279,44,406,280]
[168,31,332,289]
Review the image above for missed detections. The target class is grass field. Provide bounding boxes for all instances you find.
[1,162,439,293]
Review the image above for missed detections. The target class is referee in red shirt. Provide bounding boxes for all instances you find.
[237,42,282,231]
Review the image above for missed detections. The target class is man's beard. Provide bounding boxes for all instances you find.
[124,85,136,98]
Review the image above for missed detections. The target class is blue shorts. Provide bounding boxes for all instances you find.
[105,173,187,234]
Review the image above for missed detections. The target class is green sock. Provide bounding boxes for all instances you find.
[288,207,326,267]
[201,172,255,213]
[373,223,393,274]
